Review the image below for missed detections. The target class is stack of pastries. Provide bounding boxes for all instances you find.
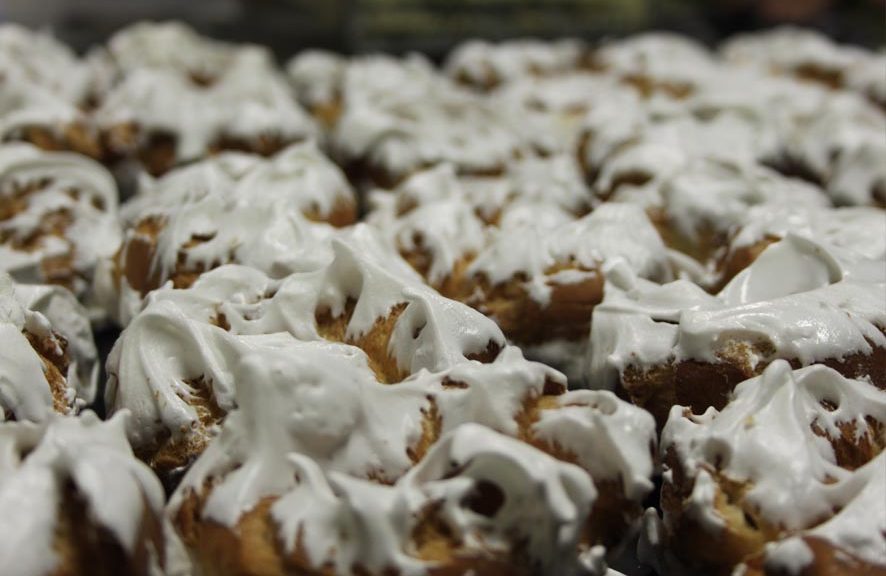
[0,21,883,576]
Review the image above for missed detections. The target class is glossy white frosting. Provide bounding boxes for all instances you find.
[0,24,92,106]
[96,143,351,325]
[587,235,886,389]
[731,205,886,262]
[96,60,317,164]
[494,73,636,156]
[721,27,854,79]
[0,274,99,421]
[285,49,347,109]
[110,229,656,502]
[0,143,121,303]
[662,360,886,566]
[106,225,505,450]
[367,158,598,287]
[596,32,717,94]
[845,48,886,104]
[162,325,654,570]
[0,411,164,576]
[332,57,523,180]
[106,21,274,81]
[659,159,830,242]
[0,69,92,146]
[173,421,601,575]
[445,38,587,88]
[469,202,671,304]
[784,90,886,205]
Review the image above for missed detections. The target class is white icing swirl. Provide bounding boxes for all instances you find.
[0,274,97,421]
[0,24,93,106]
[96,61,317,164]
[0,143,121,305]
[106,21,274,82]
[285,49,347,109]
[106,225,509,451]
[721,27,854,82]
[587,235,886,389]
[173,422,600,575]
[96,143,352,325]
[332,58,523,181]
[662,360,886,562]
[445,38,587,88]
[596,33,717,95]
[659,159,830,242]
[0,411,164,576]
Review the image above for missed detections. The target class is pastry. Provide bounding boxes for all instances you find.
[0,273,98,421]
[659,360,886,575]
[0,143,121,307]
[94,142,354,325]
[445,38,590,91]
[172,422,601,576]
[107,227,657,549]
[0,411,166,576]
[330,55,522,189]
[587,234,885,426]
[96,49,317,176]
[368,163,671,381]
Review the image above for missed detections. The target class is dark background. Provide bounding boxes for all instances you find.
[1,0,883,59]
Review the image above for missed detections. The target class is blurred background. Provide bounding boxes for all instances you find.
[1,0,883,58]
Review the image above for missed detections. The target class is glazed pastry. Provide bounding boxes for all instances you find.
[94,142,354,325]
[0,411,167,576]
[0,25,102,157]
[368,164,671,380]
[456,202,671,380]
[0,74,101,159]
[107,228,656,547]
[104,226,506,473]
[96,56,317,176]
[172,422,603,576]
[0,24,95,107]
[718,205,886,289]
[578,104,737,198]
[0,274,98,421]
[445,38,590,91]
[285,50,347,128]
[686,65,830,151]
[844,48,886,108]
[587,234,886,426]
[659,360,886,575]
[580,109,783,204]
[648,159,830,285]
[0,143,121,309]
[593,33,717,102]
[104,21,275,85]
[782,91,886,206]
[330,56,522,189]
[722,27,860,91]
[493,72,637,156]
[368,156,595,225]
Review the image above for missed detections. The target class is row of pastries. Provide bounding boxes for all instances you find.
[0,20,883,576]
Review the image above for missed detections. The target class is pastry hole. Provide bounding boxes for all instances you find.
[743,510,758,530]
[819,399,839,412]
[462,480,505,517]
